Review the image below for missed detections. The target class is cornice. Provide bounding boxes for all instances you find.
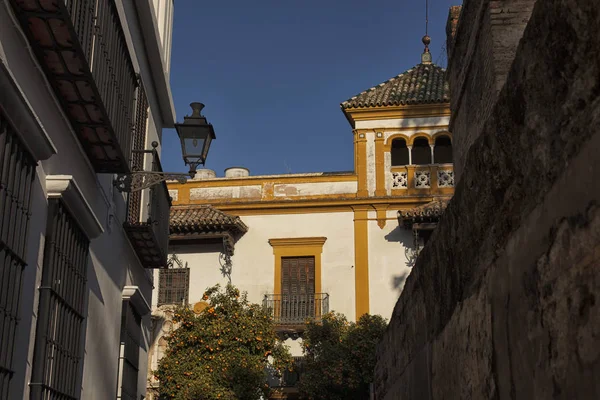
[268,237,327,248]
[46,175,103,239]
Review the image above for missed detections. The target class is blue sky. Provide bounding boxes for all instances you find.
[161,0,458,177]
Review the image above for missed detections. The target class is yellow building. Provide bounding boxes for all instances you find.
[147,50,454,397]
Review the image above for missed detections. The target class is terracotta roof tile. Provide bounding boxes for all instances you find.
[170,205,248,236]
[398,198,451,227]
[341,63,450,109]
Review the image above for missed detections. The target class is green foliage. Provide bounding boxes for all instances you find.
[154,284,293,400]
[298,312,387,400]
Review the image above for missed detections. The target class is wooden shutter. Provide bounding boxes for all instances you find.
[282,258,291,296]
[281,256,315,295]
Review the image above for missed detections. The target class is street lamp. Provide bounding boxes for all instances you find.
[114,102,216,193]
[175,102,216,178]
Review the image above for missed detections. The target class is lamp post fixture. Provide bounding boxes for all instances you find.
[175,102,216,178]
[114,102,216,193]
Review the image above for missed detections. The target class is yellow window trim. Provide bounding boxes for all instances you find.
[268,237,327,295]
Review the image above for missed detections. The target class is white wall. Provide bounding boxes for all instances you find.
[163,212,357,319]
[368,210,414,320]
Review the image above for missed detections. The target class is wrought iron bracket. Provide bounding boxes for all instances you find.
[114,171,190,193]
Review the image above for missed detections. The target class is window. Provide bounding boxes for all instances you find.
[158,268,190,306]
[30,199,90,399]
[391,138,409,166]
[281,256,316,321]
[117,300,142,400]
[411,137,432,165]
[0,113,36,397]
[281,256,315,297]
[434,135,453,164]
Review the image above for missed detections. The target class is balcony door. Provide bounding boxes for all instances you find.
[281,256,315,322]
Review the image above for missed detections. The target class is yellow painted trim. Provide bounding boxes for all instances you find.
[383,133,411,150]
[409,133,434,146]
[432,130,452,142]
[374,204,389,229]
[352,206,370,318]
[168,172,358,190]
[356,133,368,197]
[374,135,386,197]
[269,237,327,296]
[355,124,450,134]
[344,103,451,124]
[177,196,445,216]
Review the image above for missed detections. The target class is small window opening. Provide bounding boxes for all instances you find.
[412,137,431,165]
[391,138,409,166]
[434,136,453,164]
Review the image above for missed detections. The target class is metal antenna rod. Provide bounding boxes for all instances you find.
[425,0,429,36]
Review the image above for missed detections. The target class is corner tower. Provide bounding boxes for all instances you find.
[341,39,452,199]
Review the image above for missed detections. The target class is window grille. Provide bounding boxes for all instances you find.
[117,301,141,400]
[127,83,149,225]
[158,268,190,306]
[30,200,90,400]
[0,113,36,398]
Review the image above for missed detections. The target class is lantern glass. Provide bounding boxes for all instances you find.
[175,103,215,169]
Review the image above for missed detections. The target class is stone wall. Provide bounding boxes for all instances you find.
[447,0,535,183]
[373,0,600,398]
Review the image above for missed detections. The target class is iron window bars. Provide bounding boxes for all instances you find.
[116,300,141,400]
[30,200,90,400]
[0,112,36,398]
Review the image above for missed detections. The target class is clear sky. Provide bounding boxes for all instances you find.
[161,0,459,177]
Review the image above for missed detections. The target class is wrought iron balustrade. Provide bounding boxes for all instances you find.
[9,0,138,173]
[124,149,172,268]
[262,293,329,325]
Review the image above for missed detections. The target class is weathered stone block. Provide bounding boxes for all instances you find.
[374,0,600,398]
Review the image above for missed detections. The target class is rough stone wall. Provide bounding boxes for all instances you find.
[447,0,535,183]
[374,0,600,399]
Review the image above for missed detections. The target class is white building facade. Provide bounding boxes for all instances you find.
[148,59,455,398]
[0,0,175,398]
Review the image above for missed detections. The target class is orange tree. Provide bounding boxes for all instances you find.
[154,284,293,400]
[298,312,387,400]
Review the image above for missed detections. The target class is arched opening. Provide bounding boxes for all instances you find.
[411,137,431,165]
[157,336,167,364]
[391,138,409,166]
[434,135,453,164]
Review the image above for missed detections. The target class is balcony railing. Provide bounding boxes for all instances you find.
[124,150,172,268]
[390,164,455,195]
[9,0,138,173]
[263,294,329,326]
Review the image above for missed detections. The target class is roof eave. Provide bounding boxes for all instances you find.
[342,102,451,124]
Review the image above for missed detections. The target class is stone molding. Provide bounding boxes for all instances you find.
[46,175,103,239]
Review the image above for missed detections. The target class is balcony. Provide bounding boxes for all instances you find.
[9,0,138,173]
[124,150,172,268]
[390,164,454,196]
[263,293,329,331]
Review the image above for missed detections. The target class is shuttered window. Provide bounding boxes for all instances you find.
[30,200,90,400]
[281,256,315,296]
[281,257,316,321]
[158,268,190,306]
[0,112,36,398]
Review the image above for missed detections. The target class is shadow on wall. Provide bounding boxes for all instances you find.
[171,242,232,282]
[384,224,416,294]
[384,225,418,268]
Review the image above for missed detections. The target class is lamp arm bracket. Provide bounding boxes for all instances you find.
[114,171,189,193]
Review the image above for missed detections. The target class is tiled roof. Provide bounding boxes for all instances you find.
[398,198,450,228]
[170,205,248,236]
[341,63,450,109]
